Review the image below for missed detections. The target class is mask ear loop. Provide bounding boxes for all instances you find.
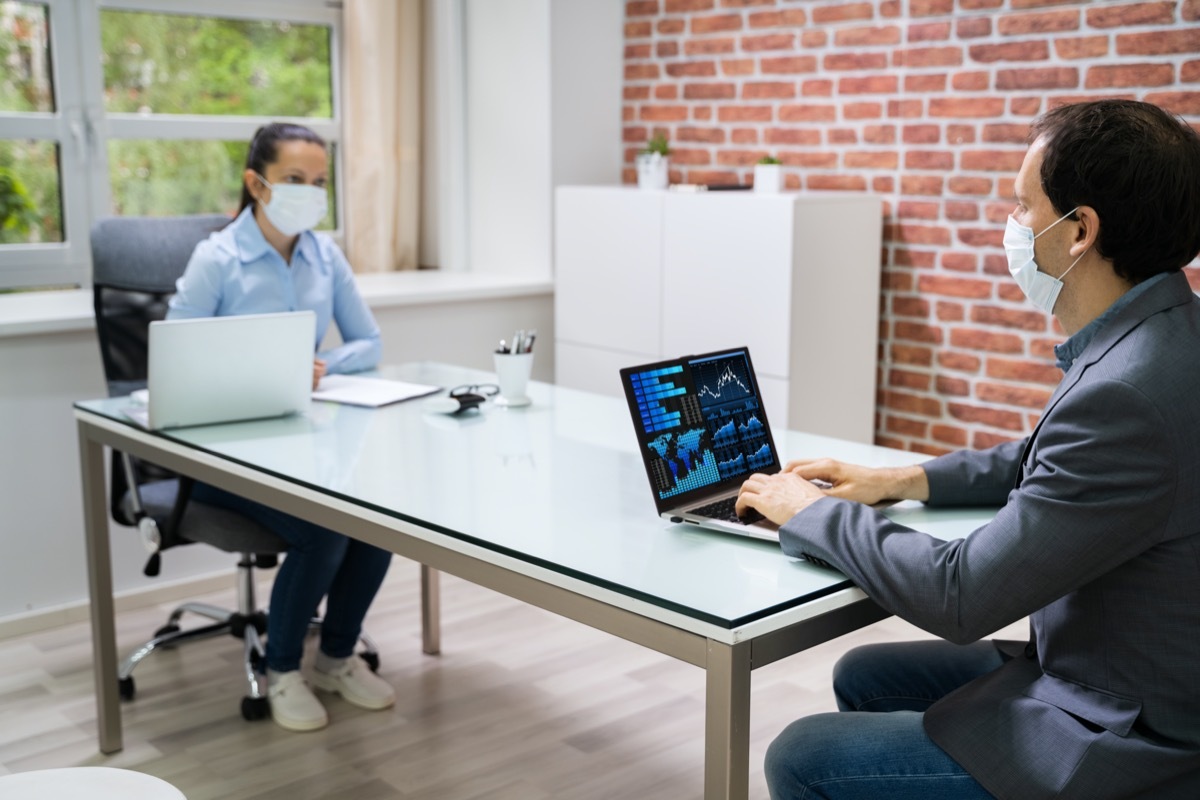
[1033,206,1080,240]
[248,171,272,207]
[1048,207,1089,282]
[1058,246,1090,282]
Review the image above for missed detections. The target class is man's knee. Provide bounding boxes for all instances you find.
[765,714,839,799]
[832,643,899,711]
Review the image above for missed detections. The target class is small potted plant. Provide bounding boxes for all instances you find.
[754,155,782,193]
[636,132,670,190]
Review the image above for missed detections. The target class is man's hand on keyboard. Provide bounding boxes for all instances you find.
[735,471,826,527]
[784,459,930,505]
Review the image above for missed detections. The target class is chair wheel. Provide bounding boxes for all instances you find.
[154,623,181,639]
[241,696,270,721]
[119,676,135,701]
[359,651,380,673]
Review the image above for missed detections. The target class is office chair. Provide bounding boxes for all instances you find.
[89,215,380,721]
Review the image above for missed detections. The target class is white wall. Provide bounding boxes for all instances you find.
[373,292,554,382]
[549,1,624,189]
[419,0,442,270]
[0,290,552,630]
[460,0,622,277]
[465,0,553,276]
[0,327,238,626]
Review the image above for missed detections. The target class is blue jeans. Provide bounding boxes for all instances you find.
[765,640,1005,799]
[191,482,392,673]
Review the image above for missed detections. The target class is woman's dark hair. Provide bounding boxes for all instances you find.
[237,122,327,214]
[1030,99,1200,284]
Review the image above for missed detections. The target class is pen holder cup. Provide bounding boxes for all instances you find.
[494,351,534,407]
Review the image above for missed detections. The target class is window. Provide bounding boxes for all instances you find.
[0,0,341,291]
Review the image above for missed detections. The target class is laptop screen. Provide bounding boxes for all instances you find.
[620,347,780,511]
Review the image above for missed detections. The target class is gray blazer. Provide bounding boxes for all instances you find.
[780,270,1200,799]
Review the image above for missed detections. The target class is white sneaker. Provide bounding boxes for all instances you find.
[312,656,396,711]
[268,671,328,732]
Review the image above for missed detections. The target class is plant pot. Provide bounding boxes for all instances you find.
[754,163,782,193]
[636,153,669,190]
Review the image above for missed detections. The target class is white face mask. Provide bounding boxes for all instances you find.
[255,173,328,236]
[1003,207,1086,315]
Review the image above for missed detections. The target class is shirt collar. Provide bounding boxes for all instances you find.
[231,205,319,266]
[1053,271,1170,372]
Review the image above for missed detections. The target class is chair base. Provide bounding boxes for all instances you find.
[117,560,380,721]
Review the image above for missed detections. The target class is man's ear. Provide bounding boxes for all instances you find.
[1070,205,1100,258]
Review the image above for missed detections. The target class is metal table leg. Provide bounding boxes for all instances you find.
[704,638,752,800]
[421,564,441,655]
[79,423,122,753]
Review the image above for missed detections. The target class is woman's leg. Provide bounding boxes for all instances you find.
[317,539,392,659]
[190,482,348,673]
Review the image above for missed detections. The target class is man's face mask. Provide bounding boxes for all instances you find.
[1003,207,1086,315]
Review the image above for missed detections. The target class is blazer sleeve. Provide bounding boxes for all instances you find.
[922,437,1027,508]
[778,377,1176,644]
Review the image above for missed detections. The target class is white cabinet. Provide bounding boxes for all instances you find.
[554,186,882,444]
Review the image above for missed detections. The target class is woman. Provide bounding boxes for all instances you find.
[167,122,393,732]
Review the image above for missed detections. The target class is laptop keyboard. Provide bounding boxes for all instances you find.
[689,496,764,525]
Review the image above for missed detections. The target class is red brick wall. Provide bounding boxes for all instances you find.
[621,0,1200,454]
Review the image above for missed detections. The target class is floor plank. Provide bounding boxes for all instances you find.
[0,559,1026,798]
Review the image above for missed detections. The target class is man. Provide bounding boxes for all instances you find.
[737,99,1200,799]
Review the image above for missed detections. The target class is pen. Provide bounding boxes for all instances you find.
[523,329,537,353]
[497,339,509,354]
[512,329,525,355]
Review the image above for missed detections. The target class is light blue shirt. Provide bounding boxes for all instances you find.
[1053,271,1169,372]
[167,206,382,374]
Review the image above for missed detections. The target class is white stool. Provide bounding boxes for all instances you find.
[0,767,186,799]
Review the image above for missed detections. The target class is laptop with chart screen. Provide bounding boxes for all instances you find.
[619,347,782,541]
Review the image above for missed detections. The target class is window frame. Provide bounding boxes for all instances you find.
[0,0,92,288]
[0,0,343,291]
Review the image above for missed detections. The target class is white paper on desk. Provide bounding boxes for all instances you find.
[312,374,441,407]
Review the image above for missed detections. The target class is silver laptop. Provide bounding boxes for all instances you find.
[620,347,782,541]
[135,311,316,430]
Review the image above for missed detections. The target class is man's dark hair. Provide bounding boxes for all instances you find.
[1030,99,1200,283]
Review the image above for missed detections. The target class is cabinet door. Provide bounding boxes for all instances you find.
[661,193,793,379]
[554,341,657,399]
[554,187,663,354]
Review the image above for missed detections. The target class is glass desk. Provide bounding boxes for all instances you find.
[75,363,997,800]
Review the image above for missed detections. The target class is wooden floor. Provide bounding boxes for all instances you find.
[0,559,1025,798]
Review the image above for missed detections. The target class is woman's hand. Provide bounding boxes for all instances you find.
[312,358,327,390]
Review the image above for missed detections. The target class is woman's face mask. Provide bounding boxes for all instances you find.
[255,173,328,236]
